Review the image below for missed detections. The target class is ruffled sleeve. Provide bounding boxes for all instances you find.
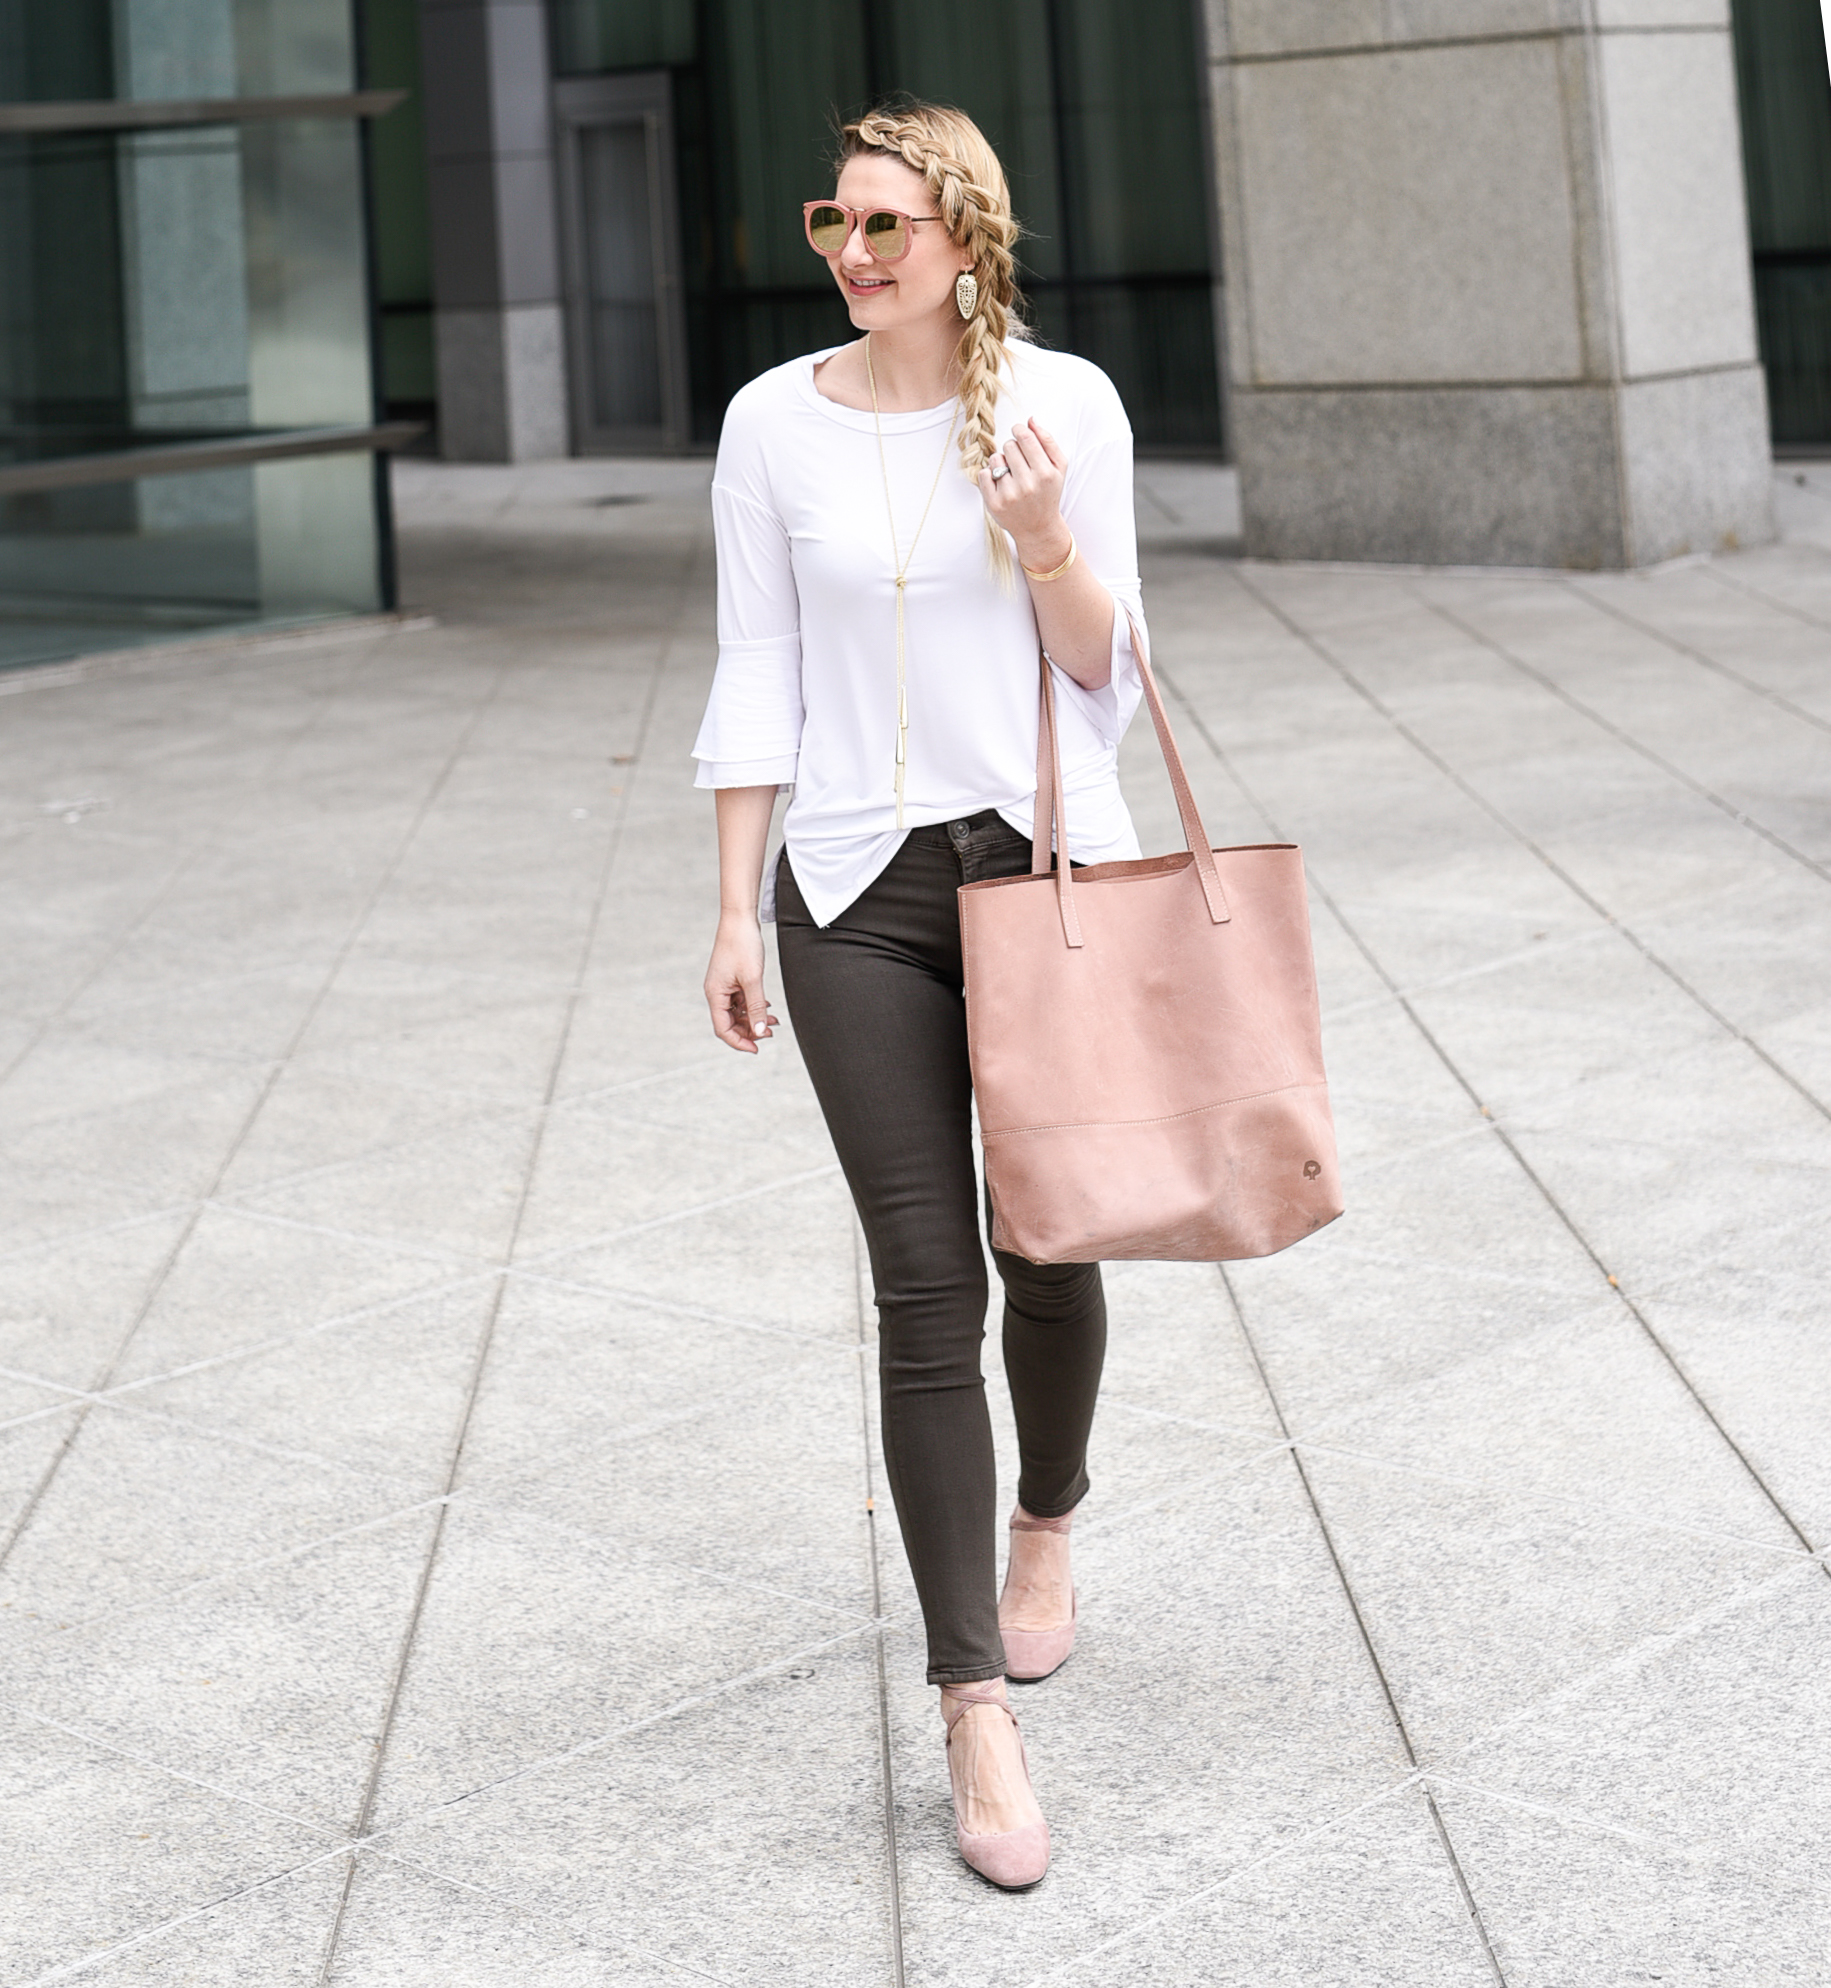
[692,400,805,790]
[1044,382,1145,746]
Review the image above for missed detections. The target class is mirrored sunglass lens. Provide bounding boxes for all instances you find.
[862,210,908,257]
[808,206,849,252]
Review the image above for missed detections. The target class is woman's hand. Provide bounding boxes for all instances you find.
[977,417,1115,690]
[977,418,1073,576]
[705,907,780,1053]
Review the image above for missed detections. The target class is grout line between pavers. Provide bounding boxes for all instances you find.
[349,1843,748,1987]
[1322,1004,1749,1135]
[1422,1773,1701,1853]
[508,1267,863,1352]
[1218,1285,1421,1770]
[4,1161,864,1440]
[1094,1392,1287,1443]
[0,1458,882,1646]
[1289,1439,1815,1563]
[16,1841,361,1988]
[1299,1208,1831,1306]
[1320,919,1621,1025]
[1065,1440,1298,1539]
[1438,1555,1824,1775]
[1705,551,1831,639]
[17,1496,456,1633]
[1282,1234,1605,1295]
[0,1398,83,1436]
[0,1199,217,1272]
[348,1619,884,1851]
[89,1272,497,1397]
[8,1700,354,1846]
[1571,569,1831,741]
[852,1218,908,1988]
[1423,1763,1831,1892]
[1015,1771,1429,1987]
[16,1824,740,1988]
[45,1391,437,1489]
[504,1158,845,1271]
[1216,1273,1511,1985]
[467,1493,886,1625]
[206,1200,512,1270]
[205,1100,540,1204]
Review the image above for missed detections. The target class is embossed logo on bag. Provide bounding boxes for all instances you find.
[1303,1160,1321,1178]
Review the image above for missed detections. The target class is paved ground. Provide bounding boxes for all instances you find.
[2,452,1828,1986]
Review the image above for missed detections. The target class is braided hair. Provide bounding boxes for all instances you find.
[837,101,1028,584]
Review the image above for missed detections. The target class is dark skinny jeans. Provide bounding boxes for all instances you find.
[776,812,1106,1684]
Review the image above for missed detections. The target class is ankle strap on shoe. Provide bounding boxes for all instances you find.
[942,1687,1018,1737]
[1009,1508,1074,1534]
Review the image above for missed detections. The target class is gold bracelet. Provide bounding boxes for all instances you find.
[1021,534,1077,583]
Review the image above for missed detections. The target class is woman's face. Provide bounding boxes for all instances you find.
[823,153,972,332]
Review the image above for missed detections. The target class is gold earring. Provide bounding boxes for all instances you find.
[955,271,978,320]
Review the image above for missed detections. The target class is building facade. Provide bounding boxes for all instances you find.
[4,1,1831,668]
[1209,3,1778,568]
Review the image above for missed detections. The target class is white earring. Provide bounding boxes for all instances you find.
[955,271,978,320]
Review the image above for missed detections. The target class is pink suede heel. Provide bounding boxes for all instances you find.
[999,1508,1077,1684]
[942,1688,1051,1890]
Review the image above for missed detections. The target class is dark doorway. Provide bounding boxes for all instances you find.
[554,71,691,452]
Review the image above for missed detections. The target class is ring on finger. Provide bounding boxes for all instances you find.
[989,457,1009,481]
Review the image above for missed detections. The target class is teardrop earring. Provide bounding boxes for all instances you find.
[955,271,978,320]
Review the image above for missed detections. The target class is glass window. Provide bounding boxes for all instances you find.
[552,0,697,76]
[552,0,1222,450]
[0,0,390,669]
[1732,0,1831,444]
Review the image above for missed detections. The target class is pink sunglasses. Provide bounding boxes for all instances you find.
[803,201,942,263]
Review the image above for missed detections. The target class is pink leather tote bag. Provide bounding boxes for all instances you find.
[958,614,1343,1264]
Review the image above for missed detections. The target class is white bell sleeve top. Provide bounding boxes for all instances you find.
[692,340,1147,927]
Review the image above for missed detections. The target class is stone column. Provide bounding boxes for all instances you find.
[417,0,567,461]
[1204,2,1775,568]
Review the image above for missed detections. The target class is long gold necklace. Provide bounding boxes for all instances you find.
[865,331,960,829]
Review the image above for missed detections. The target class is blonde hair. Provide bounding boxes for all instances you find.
[837,100,1027,584]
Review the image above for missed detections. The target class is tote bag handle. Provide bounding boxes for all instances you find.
[1031,608,1232,949]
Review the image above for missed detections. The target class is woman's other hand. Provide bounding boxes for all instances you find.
[705,908,780,1052]
[977,418,1072,576]
[977,417,1114,691]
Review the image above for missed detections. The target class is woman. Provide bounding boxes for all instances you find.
[695,101,1145,1890]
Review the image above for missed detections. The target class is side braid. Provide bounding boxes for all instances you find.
[839,103,1028,584]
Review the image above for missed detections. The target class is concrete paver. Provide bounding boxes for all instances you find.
[0,452,1826,1984]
